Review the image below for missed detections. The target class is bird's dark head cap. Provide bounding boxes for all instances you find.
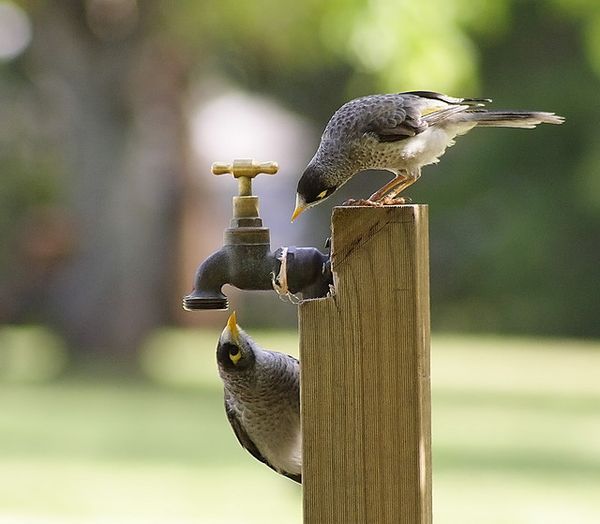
[292,164,337,221]
[217,312,256,371]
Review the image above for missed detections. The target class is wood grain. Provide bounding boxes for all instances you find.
[300,205,432,524]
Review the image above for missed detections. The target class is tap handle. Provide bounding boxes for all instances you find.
[212,159,278,197]
[212,159,278,178]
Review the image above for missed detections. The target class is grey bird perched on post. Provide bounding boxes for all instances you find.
[291,90,564,221]
[216,312,301,483]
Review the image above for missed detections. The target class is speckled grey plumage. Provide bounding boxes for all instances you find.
[295,90,564,209]
[217,321,301,483]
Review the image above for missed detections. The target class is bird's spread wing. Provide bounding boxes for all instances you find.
[364,91,490,143]
[224,392,302,484]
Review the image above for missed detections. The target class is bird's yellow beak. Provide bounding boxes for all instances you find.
[291,194,307,223]
[227,311,240,343]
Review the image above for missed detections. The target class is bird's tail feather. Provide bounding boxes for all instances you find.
[461,110,565,128]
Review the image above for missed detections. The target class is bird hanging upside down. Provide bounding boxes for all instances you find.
[216,312,302,483]
[291,90,565,221]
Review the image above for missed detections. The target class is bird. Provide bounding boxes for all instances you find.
[291,90,564,221]
[216,311,302,483]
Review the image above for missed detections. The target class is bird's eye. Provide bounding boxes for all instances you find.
[317,190,328,200]
[229,346,242,364]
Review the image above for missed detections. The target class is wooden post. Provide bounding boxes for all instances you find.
[300,205,432,524]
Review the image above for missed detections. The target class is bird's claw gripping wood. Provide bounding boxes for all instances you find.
[342,196,411,207]
[342,198,383,207]
[380,195,412,205]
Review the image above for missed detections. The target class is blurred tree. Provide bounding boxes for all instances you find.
[3,0,188,361]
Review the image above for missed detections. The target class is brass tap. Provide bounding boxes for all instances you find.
[183,158,332,311]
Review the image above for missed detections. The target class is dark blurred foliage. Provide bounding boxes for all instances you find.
[0,0,598,363]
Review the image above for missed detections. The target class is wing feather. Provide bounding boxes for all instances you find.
[364,91,492,143]
[224,393,268,467]
[364,102,425,143]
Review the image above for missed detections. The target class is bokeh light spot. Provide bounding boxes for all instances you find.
[0,2,31,60]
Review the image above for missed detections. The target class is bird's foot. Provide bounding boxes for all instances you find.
[341,198,383,207]
[342,196,412,207]
[378,196,412,205]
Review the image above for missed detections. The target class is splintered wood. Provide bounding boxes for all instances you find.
[300,205,432,524]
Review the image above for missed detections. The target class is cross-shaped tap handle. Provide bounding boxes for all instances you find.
[212,159,278,196]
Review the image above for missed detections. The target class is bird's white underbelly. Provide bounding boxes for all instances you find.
[392,123,476,169]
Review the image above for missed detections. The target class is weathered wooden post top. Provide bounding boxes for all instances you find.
[301,204,432,524]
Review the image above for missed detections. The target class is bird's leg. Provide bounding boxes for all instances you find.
[376,168,421,205]
[368,171,410,201]
[343,169,421,207]
[343,172,410,207]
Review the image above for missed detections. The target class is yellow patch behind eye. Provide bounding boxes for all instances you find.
[317,190,328,199]
[229,349,242,364]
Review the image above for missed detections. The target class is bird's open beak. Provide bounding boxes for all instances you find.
[227,311,240,343]
[291,194,307,223]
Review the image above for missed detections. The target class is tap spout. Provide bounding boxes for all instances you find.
[182,248,231,311]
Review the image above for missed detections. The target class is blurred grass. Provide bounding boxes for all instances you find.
[1,328,600,523]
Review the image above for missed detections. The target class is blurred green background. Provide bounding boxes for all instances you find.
[1,0,599,522]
